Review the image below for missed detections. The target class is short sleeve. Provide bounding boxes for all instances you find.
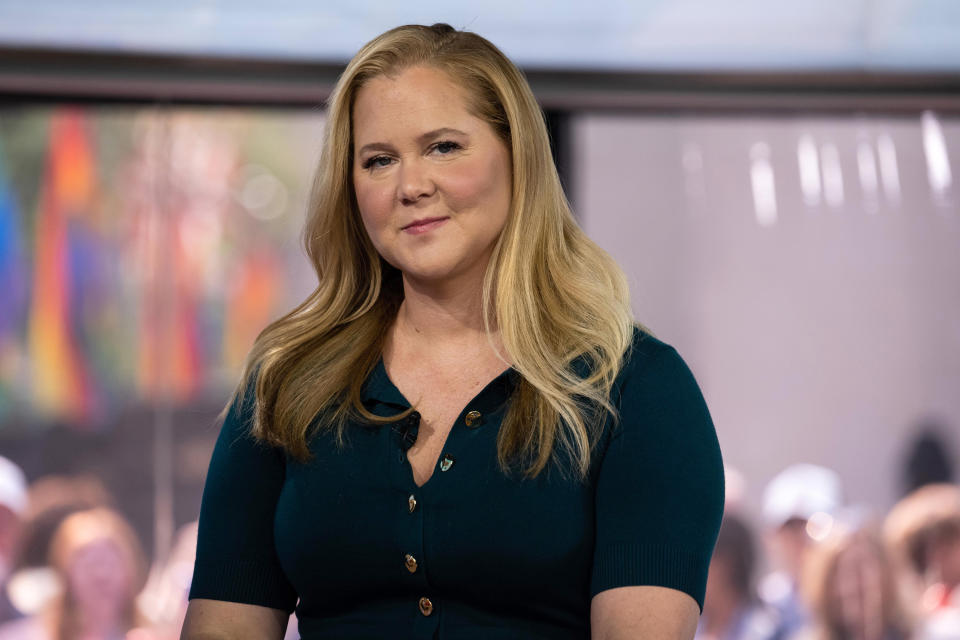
[591,341,724,613]
[188,375,298,612]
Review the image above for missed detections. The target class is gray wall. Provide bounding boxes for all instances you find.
[573,112,960,520]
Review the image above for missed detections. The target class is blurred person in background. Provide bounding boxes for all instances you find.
[0,507,150,640]
[182,21,724,640]
[5,475,113,620]
[136,521,197,640]
[794,516,911,640]
[696,513,780,640]
[899,422,955,497]
[759,464,843,640]
[883,483,960,639]
[0,457,28,625]
[131,518,300,640]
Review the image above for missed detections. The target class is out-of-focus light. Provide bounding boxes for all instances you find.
[6,567,61,615]
[179,209,223,287]
[237,163,288,221]
[877,133,901,208]
[758,571,792,603]
[857,139,880,214]
[797,134,821,207]
[806,511,834,542]
[724,465,746,508]
[921,110,953,208]
[922,583,949,614]
[820,143,844,209]
[750,142,777,227]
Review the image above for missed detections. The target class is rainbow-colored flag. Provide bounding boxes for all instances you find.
[0,141,28,415]
[26,109,100,424]
[222,246,283,370]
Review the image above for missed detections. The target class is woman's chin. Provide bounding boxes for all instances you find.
[398,263,474,289]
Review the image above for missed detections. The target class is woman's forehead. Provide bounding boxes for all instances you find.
[354,68,472,127]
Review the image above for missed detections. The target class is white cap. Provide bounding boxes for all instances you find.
[762,463,842,529]
[0,456,28,516]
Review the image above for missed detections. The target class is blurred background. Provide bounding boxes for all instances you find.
[0,2,958,639]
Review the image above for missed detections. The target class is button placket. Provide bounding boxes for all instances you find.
[418,596,433,616]
[464,409,483,427]
[439,453,455,472]
[401,488,425,580]
[404,553,418,573]
[386,412,432,635]
[370,358,516,639]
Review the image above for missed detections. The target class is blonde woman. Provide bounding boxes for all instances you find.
[182,23,724,640]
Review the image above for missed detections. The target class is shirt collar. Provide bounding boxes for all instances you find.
[361,356,521,411]
[361,357,409,408]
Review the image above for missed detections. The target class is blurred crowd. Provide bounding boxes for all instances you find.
[0,457,204,640]
[1,443,958,640]
[697,455,960,640]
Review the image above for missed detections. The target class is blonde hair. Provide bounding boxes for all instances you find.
[883,483,960,580]
[230,23,637,481]
[882,482,960,617]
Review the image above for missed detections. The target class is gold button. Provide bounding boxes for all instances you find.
[439,454,454,472]
[408,494,417,513]
[404,553,418,573]
[464,410,482,428]
[418,597,433,616]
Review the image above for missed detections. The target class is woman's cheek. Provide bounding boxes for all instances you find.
[355,187,387,237]
[441,162,485,205]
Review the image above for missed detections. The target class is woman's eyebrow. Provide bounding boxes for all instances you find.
[357,127,469,157]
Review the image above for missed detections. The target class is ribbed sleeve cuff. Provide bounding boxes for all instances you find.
[188,558,298,613]
[590,543,707,613]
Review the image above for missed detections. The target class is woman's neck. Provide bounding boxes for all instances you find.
[72,601,126,639]
[387,275,511,371]
[396,271,493,343]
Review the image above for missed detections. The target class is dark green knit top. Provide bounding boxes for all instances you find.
[188,328,725,639]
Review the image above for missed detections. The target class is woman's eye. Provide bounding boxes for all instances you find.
[362,155,392,170]
[433,141,461,155]
[361,142,459,169]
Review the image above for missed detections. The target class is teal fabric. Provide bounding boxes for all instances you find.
[188,327,725,639]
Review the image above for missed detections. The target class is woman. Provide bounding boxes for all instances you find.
[793,520,912,640]
[0,507,149,640]
[183,23,724,640]
[883,483,960,639]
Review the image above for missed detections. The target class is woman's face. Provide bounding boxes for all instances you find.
[829,539,884,639]
[352,65,512,289]
[66,538,132,611]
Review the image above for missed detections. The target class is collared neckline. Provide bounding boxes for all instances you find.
[361,355,520,411]
[361,357,409,408]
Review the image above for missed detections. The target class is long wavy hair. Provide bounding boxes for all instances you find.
[228,23,637,481]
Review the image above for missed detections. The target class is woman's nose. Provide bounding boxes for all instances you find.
[396,159,435,204]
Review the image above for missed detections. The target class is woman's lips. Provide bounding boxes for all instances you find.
[402,217,449,235]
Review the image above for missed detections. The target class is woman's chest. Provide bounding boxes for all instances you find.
[273,420,595,614]
[404,395,476,488]
[388,362,510,488]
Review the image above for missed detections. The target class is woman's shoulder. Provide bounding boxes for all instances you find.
[624,324,675,361]
[609,324,715,440]
[616,325,696,389]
